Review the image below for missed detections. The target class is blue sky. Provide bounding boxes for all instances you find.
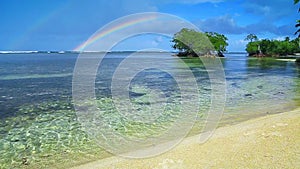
[0,0,298,51]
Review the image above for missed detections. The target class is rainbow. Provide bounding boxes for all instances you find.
[73,15,157,51]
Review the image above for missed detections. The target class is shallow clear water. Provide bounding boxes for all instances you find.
[0,52,300,168]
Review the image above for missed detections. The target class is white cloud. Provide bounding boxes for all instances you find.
[274,36,286,41]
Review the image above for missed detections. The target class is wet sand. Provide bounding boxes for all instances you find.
[71,108,300,169]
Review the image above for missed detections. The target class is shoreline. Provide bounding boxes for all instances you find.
[71,108,300,169]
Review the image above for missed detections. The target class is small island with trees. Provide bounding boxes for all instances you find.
[245,34,300,57]
[171,28,228,57]
[171,0,300,60]
[171,29,300,60]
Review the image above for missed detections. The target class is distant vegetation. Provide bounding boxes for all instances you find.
[245,1,300,58]
[172,28,228,57]
[245,35,300,57]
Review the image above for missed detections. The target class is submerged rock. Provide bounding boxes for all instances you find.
[22,157,29,165]
[244,94,253,97]
[257,85,263,89]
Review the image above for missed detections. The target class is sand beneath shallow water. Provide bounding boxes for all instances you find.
[70,108,300,169]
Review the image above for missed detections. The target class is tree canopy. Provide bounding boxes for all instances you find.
[245,36,300,57]
[172,28,228,57]
[205,32,228,53]
[245,34,258,42]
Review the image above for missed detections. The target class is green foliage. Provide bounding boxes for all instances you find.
[172,28,197,55]
[246,41,260,56]
[205,32,228,52]
[246,37,300,57]
[245,34,258,42]
[172,28,213,56]
[172,28,228,56]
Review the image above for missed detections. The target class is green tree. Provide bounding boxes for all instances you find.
[284,37,290,42]
[290,38,300,52]
[245,41,260,56]
[172,28,214,56]
[172,28,228,57]
[246,37,300,57]
[205,32,228,53]
[245,34,258,42]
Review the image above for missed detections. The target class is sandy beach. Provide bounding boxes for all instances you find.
[71,108,300,169]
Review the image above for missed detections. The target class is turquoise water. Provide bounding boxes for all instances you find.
[0,52,300,168]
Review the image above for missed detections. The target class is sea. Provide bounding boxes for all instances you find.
[0,51,299,168]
